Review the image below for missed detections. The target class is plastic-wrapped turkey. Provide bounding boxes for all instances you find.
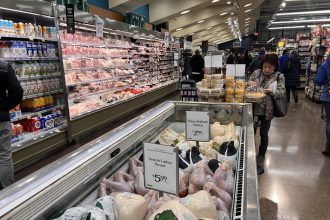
[180,190,218,219]
[148,200,198,220]
[159,128,179,146]
[113,192,148,220]
[211,122,226,139]
[199,141,219,161]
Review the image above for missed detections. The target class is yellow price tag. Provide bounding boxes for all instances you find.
[29,36,34,41]
[38,113,42,117]
[41,38,45,42]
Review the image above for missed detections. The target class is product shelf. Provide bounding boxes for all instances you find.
[66,77,121,87]
[3,57,60,61]
[62,54,132,59]
[11,124,67,152]
[0,35,57,42]
[61,41,132,49]
[18,73,62,81]
[23,90,63,100]
[11,105,65,123]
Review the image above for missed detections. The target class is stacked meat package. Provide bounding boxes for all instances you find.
[60,29,179,119]
[53,121,239,220]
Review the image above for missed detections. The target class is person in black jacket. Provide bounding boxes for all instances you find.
[190,49,205,83]
[283,51,301,103]
[0,60,23,189]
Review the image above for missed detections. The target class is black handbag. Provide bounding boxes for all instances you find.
[273,73,288,117]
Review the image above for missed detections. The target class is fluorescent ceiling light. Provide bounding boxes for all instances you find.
[276,9,330,16]
[220,12,228,16]
[212,0,220,3]
[197,20,205,24]
[268,25,314,30]
[176,28,183,31]
[207,27,212,29]
[181,10,190,15]
[245,9,252,13]
[244,3,252,7]
[227,1,231,4]
[281,2,286,7]
[272,18,330,24]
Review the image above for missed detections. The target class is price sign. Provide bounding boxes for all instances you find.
[144,143,179,195]
[65,4,75,34]
[186,111,210,142]
[95,16,104,38]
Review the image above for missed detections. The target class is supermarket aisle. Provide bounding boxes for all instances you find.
[258,92,330,220]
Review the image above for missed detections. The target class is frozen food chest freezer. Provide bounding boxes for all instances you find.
[0,101,260,220]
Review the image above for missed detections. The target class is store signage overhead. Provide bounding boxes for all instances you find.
[186,111,210,142]
[65,4,75,34]
[143,143,179,195]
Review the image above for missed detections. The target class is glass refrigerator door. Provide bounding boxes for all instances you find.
[0,1,68,152]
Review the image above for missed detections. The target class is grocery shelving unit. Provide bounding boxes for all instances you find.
[305,25,330,103]
[0,0,69,170]
[297,33,311,89]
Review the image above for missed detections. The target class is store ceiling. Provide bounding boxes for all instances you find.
[109,0,264,46]
[267,0,330,30]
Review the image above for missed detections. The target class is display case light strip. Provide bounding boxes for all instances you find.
[0,6,53,19]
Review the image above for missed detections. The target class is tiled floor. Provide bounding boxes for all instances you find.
[257,92,330,220]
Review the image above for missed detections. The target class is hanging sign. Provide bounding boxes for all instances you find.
[144,143,179,195]
[186,111,210,142]
[95,16,104,38]
[65,4,75,34]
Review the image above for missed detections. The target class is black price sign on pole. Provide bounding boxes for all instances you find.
[66,4,75,34]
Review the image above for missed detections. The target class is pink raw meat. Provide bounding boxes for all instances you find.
[188,161,213,194]
[203,182,232,211]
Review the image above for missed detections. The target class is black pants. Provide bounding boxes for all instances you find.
[286,86,298,103]
[254,116,272,156]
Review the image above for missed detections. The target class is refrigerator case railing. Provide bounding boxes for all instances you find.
[0,102,175,219]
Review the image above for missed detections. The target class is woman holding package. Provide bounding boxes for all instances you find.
[248,54,286,175]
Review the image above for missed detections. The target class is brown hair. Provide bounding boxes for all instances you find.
[262,54,279,70]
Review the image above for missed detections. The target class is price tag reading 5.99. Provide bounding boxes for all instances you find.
[186,111,210,142]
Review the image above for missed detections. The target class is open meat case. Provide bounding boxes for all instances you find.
[55,6,180,142]
[0,101,260,220]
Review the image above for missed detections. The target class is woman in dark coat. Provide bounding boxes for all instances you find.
[283,51,301,103]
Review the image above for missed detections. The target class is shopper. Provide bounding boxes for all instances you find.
[315,54,330,157]
[248,48,266,76]
[248,54,286,174]
[283,51,301,103]
[279,49,289,73]
[0,60,23,189]
[226,52,235,64]
[190,49,205,83]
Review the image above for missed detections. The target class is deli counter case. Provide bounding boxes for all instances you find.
[0,101,260,220]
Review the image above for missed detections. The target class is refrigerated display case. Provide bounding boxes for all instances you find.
[55,5,180,142]
[0,101,259,220]
[0,0,69,170]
